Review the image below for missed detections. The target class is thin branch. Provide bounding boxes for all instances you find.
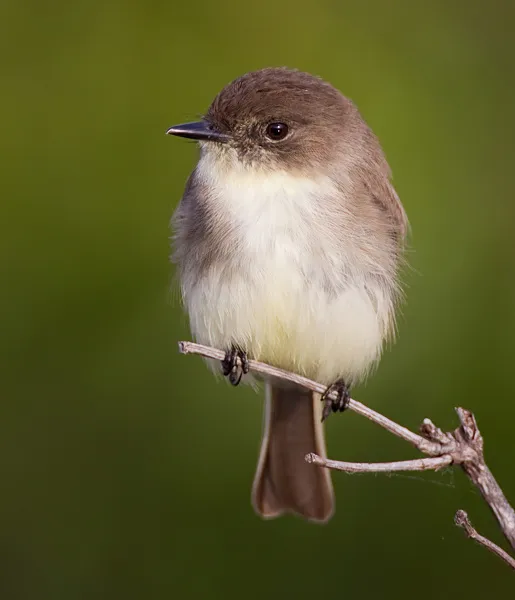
[306,453,452,473]
[178,340,515,565]
[455,510,515,570]
[178,341,442,455]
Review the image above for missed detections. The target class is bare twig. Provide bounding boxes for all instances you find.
[178,340,515,565]
[306,453,452,473]
[178,341,442,454]
[455,510,515,570]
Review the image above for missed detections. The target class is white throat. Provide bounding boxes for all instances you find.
[196,149,336,247]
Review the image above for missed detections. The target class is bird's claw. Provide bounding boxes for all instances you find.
[221,347,249,386]
[321,379,350,421]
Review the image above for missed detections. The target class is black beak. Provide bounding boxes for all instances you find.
[166,121,229,143]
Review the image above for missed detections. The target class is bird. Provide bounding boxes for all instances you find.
[167,67,408,523]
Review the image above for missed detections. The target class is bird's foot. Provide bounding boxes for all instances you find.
[321,379,351,421]
[221,346,249,386]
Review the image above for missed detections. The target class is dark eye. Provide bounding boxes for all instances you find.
[265,122,289,141]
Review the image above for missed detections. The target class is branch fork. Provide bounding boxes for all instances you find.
[178,340,515,570]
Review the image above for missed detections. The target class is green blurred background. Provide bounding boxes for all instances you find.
[2,0,515,597]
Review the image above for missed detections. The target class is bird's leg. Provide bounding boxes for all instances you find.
[221,346,249,386]
[321,379,351,421]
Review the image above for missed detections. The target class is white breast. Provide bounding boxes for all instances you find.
[183,152,387,385]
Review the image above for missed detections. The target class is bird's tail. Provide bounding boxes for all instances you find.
[251,382,334,523]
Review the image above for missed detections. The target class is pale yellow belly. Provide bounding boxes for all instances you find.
[186,269,385,386]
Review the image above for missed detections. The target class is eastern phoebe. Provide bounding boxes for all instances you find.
[168,68,407,523]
